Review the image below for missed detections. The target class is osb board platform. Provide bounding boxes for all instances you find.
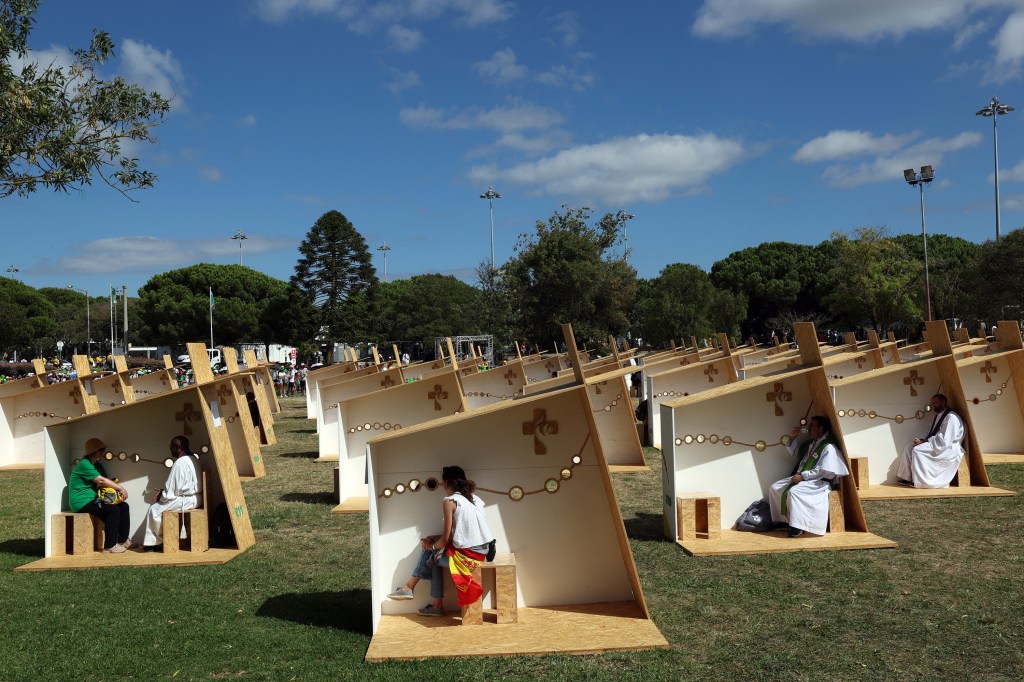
[332,497,370,514]
[983,453,1024,465]
[316,454,340,462]
[15,547,244,572]
[0,463,44,471]
[678,529,897,556]
[608,464,650,473]
[365,601,668,662]
[857,483,1016,500]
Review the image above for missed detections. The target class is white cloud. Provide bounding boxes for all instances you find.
[550,11,581,47]
[793,130,919,162]
[1003,193,1024,210]
[473,132,747,204]
[200,166,223,183]
[387,24,424,52]
[953,19,988,50]
[9,45,75,74]
[400,102,564,133]
[494,130,573,154]
[51,235,296,275]
[474,48,528,83]
[238,114,259,127]
[990,10,1024,78]
[536,53,595,92]
[798,130,983,187]
[119,39,187,111]
[693,0,1018,42]
[384,67,422,92]
[1002,158,1024,182]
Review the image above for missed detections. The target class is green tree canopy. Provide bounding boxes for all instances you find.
[504,206,635,348]
[291,210,378,351]
[710,241,825,337]
[0,275,55,357]
[961,227,1024,325]
[138,264,300,347]
[634,263,746,346]
[1,0,171,198]
[375,274,482,347]
[890,233,979,323]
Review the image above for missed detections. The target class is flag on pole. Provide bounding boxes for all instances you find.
[209,287,214,310]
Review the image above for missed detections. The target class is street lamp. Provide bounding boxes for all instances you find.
[67,285,91,357]
[479,185,502,274]
[903,165,935,321]
[231,229,249,265]
[377,241,392,283]
[5,265,19,277]
[617,211,635,261]
[976,96,1014,242]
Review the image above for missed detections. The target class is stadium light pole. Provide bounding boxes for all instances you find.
[232,229,249,265]
[5,265,19,278]
[479,185,502,275]
[976,96,1014,242]
[377,241,391,283]
[617,210,635,261]
[67,285,91,357]
[903,165,935,321]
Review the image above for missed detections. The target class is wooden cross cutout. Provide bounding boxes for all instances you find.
[68,388,79,405]
[504,370,516,385]
[216,384,232,405]
[428,385,448,411]
[522,409,559,455]
[766,382,792,416]
[544,360,557,373]
[903,370,924,397]
[594,380,605,395]
[175,402,200,436]
[380,375,396,388]
[112,382,120,394]
[980,360,997,383]
[704,364,719,382]
[854,356,866,368]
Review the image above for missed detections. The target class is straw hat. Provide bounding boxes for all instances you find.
[84,437,107,456]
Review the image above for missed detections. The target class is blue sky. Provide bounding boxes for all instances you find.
[5,0,1024,299]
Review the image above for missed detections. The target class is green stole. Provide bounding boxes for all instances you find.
[780,436,835,517]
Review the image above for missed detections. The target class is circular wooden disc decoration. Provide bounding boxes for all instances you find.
[117,452,128,461]
[755,440,767,452]
[425,478,439,491]
[408,479,421,491]
[201,446,210,454]
[395,484,406,494]
[709,434,719,444]
[696,434,706,443]
[560,468,572,480]
[723,436,733,445]
[915,410,924,419]
[103,452,114,460]
[683,435,694,444]
[781,435,791,446]
[509,486,525,501]
[895,415,905,423]
[544,478,559,493]
[163,458,174,468]
[382,489,392,497]
[572,455,582,465]
[132,453,141,463]
[799,418,808,425]
[675,438,683,446]
[868,411,877,419]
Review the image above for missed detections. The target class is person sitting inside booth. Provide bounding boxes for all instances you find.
[768,416,849,538]
[896,393,965,489]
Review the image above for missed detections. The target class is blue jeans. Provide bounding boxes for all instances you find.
[411,548,446,599]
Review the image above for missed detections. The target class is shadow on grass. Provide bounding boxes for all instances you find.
[257,589,371,635]
[623,512,666,541]
[278,451,318,459]
[280,492,335,505]
[0,537,44,558]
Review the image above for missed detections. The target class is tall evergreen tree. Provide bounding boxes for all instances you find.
[291,210,378,353]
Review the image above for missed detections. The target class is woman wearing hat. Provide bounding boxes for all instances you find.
[69,437,133,554]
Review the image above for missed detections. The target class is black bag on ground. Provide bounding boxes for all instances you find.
[210,502,237,548]
[735,499,773,532]
[634,399,648,422]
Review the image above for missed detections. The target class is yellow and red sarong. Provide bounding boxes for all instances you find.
[445,544,486,606]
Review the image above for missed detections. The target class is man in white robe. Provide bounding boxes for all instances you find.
[768,416,849,538]
[896,394,965,488]
[143,435,201,550]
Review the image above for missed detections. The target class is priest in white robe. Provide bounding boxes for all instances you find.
[896,394,965,488]
[768,416,849,537]
[143,435,201,550]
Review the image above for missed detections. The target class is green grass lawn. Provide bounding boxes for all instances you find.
[2,396,1023,681]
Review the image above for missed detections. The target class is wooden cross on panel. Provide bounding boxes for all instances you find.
[381,375,396,388]
[175,402,200,436]
[522,408,558,455]
[980,360,997,383]
[504,369,516,385]
[704,364,719,383]
[903,370,924,397]
[766,382,792,416]
[216,383,232,405]
[428,385,448,411]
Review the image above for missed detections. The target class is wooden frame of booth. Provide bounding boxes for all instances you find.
[364,380,667,661]
[661,323,897,556]
[0,374,98,471]
[16,383,255,571]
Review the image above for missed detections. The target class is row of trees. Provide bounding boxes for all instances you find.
[3,206,1022,362]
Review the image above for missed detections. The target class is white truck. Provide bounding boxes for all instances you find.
[176,347,223,369]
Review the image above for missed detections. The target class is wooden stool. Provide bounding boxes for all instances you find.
[460,552,518,626]
[163,470,210,553]
[953,455,971,487]
[676,494,721,541]
[827,489,845,533]
[51,512,103,556]
[849,457,869,489]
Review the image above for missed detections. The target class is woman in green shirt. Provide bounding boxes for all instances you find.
[70,437,133,554]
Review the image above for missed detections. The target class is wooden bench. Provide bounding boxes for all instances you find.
[162,470,210,553]
[827,489,844,533]
[849,456,869,489]
[460,552,517,626]
[676,494,721,541]
[51,512,104,555]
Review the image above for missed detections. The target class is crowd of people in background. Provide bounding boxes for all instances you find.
[273,364,307,398]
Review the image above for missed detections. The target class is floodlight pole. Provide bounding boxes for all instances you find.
[903,166,934,321]
[976,97,1014,242]
[232,229,249,265]
[617,210,635,261]
[377,242,391,283]
[480,186,502,277]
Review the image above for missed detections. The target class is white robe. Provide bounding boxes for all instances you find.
[896,410,965,488]
[768,435,849,535]
[144,453,201,545]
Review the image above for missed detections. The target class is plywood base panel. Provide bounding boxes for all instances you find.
[14,547,245,572]
[0,463,44,471]
[239,475,258,483]
[608,464,650,473]
[677,528,897,556]
[857,483,1016,500]
[316,454,340,462]
[331,497,370,514]
[365,602,667,662]
[982,452,1024,465]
